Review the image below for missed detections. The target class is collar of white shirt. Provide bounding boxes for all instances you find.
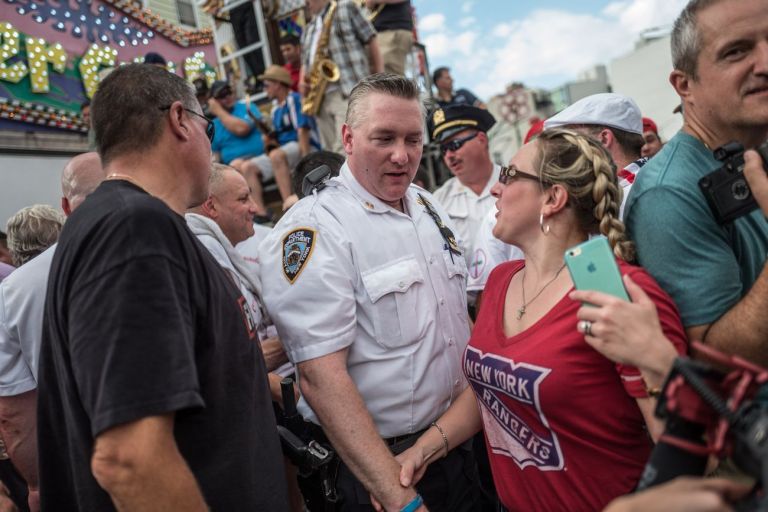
[449,164,499,199]
[339,163,419,215]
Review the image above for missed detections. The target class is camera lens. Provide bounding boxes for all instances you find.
[731,179,751,201]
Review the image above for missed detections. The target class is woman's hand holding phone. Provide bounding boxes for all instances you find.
[570,274,677,385]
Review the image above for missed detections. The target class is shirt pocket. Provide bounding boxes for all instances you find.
[442,251,468,282]
[446,199,469,219]
[361,256,426,349]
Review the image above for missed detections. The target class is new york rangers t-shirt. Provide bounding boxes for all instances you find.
[464,259,687,511]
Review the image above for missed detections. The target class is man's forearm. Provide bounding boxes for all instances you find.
[0,390,38,507]
[299,355,418,510]
[261,336,289,372]
[367,38,384,74]
[216,109,251,137]
[103,460,206,512]
[693,261,768,366]
[92,416,208,512]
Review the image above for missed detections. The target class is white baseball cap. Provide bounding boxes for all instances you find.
[544,93,643,135]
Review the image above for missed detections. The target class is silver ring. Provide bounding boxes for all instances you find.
[581,320,593,336]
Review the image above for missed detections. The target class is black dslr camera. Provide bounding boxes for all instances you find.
[699,141,768,224]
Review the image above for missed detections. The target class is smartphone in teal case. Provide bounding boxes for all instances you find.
[564,236,630,302]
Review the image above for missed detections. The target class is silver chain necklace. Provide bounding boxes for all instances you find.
[516,263,567,320]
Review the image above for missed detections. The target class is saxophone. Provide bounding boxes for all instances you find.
[356,0,385,21]
[301,0,341,116]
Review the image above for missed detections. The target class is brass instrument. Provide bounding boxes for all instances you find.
[301,0,341,116]
[356,0,385,21]
[245,94,279,152]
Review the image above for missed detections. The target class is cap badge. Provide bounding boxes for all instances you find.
[433,108,445,126]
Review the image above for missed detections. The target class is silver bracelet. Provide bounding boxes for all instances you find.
[430,421,449,457]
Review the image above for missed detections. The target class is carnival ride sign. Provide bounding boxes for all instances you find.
[1,0,218,133]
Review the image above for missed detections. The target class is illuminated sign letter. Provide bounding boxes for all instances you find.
[79,43,118,98]
[0,22,29,84]
[184,51,205,81]
[26,37,67,93]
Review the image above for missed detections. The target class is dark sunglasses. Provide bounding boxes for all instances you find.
[440,131,479,155]
[159,106,215,142]
[498,165,546,185]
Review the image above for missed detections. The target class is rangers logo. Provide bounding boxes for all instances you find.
[465,347,564,470]
[282,228,316,284]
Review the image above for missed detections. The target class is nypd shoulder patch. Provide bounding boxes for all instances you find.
[282,228,316,284]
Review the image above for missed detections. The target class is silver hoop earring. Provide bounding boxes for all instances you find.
[539,213,550,235]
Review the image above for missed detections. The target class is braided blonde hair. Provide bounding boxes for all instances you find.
[535,128,635,262]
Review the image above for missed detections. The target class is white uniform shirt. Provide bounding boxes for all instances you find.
[467,209,524,292]
[258,163,470,437]
[0,244,56,393]
[432,166,499,270]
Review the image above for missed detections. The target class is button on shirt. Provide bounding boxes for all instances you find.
[258,163,470,437]
[432,165,499,270]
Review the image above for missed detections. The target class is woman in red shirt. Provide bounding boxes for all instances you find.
[397,129,688,512]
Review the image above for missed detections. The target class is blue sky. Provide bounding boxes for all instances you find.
[412,0,688,99]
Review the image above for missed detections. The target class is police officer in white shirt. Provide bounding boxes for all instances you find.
[259,73,479,512]
[430,105,498,277]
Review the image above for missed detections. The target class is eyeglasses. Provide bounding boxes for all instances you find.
[498,165,546,185]
[159,106,215,142]
[440,131,479,155]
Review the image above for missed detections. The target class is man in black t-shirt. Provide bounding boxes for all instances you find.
[369,0,413,75]
[36,63,288,511]
[432,66,486,109]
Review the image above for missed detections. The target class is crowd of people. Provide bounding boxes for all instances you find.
[0,0,767,511]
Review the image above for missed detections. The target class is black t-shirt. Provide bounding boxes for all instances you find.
[372,1,413,31]
[37,180,288,511]
[436,88,481,109]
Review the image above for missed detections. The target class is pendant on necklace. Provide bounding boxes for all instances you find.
[516,306,526,320]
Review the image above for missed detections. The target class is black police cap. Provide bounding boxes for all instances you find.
[429,104,496,142]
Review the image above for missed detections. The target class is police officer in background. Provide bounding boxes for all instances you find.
[430,105,499,290]
[259,73,479,511]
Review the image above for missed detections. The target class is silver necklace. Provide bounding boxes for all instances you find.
[517,263,567,320]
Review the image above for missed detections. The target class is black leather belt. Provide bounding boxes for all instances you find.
[310,422,427,450]
[383,428,428,448]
